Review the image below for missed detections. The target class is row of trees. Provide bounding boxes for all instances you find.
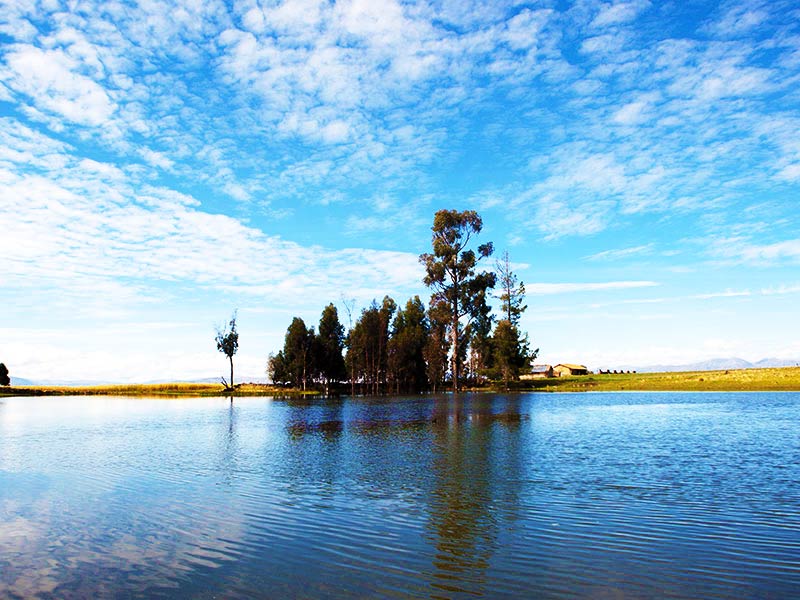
[267,209,537,393]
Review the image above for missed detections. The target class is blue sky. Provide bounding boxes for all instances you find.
[1,0,799,382]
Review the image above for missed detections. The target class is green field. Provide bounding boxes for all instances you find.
[513,366,800,392]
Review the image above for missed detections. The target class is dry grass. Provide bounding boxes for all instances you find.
[0,382,318,397]
[514,366,800,392]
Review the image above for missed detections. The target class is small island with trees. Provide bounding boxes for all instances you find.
[268,209,535,394]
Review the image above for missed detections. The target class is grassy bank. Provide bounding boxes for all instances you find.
[512,366,800,392]
[0,382,319,398]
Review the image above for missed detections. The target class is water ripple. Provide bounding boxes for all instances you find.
[1,392,800,598]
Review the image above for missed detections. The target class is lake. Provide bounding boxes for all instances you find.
[1,392,798,598]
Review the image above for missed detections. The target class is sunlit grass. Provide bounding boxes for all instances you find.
[514,366,800,392]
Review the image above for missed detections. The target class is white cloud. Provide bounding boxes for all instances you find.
[1,154,424,308]
[705,3,769,38]
[3,45,116,126]
[692,290,752,300]
[709,237,800,264]
[526,281,658,295]
[612,100,648,125]
[1,0,800,381]
[584,244,654,261]
[761,284,800,296]
[591,1,650,28]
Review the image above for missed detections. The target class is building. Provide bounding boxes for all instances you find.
[526,364,554,379]
[553,363,589,377]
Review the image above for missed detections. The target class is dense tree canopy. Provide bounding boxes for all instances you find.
[387,296,429,392]
[277,317,316,391]
[0,363,9,386]
[316,303,347,393]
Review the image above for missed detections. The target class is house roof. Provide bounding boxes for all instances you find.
[530,365,552,373]
[554,363,588,370]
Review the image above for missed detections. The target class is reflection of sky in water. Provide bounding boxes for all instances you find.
[1,393,800,598]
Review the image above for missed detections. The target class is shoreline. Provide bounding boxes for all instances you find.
[2,366,799,397]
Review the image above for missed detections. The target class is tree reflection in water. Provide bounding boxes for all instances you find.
[426,394,525,597]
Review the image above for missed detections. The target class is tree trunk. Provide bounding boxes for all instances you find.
[452,280,460,393]
[451,315,459,393]
[229,356,234,389]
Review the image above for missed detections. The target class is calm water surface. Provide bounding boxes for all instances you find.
[1,392,799,598]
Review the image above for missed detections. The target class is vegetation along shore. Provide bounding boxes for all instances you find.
[3,367,799,397]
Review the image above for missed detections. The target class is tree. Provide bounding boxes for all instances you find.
[316,303,346,394]
[0,363,9,386]
[466,302,494,385]
[215,311,239,389]
[420,209,495,392]
[493,250,538,386]
[267,351,288,385]
[496,250,527,326]
[387,296,429,392]
[492,320,530,389]
[340,296,357,396]
[346,297,396,394]
[282,317,315,391]
[423,298,451,393]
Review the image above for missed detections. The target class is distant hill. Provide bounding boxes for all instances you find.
[625,357,800,373]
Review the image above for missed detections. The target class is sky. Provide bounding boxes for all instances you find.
[1,0,799,382]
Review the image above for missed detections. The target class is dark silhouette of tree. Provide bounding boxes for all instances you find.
[316,303,346,394]
[215,311,239,389]
[0,363,9,386]
[281,317,315,391]
[420,209,495,392]
[387,296,429,392]
[496,250,527,326]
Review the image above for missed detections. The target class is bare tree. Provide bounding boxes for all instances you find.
[340,296,356,396]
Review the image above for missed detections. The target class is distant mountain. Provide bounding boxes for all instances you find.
[624,357,800,373]
[11,375,272,386]
[9,377,117,386]
[156,376,272,385]
[753,357,800,368]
